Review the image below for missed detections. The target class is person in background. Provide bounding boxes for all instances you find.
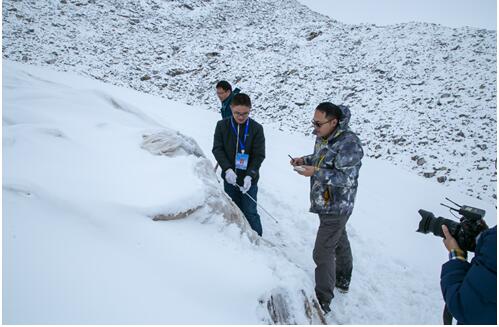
[216,80,240,119]
[440,224,497,324]
[290,102,363,314]
[212,93,265,236]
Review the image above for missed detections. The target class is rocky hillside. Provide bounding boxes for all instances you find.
[3,0,497,202]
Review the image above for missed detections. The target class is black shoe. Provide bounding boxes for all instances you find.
[315,293,331,314]
[336,277,350,294]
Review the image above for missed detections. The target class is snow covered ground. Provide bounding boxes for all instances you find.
[3,61,497,324]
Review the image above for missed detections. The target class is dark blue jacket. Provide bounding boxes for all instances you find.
[220,88,240,119]
[440,226,497,324]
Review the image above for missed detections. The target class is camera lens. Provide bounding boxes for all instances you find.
[417,209,459,238]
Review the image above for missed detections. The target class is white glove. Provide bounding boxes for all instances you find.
[225,169,237,185]
[241,176,252,193]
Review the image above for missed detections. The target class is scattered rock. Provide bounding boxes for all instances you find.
[306,31,322,41]
[417,158,426,166]
[393,137,406,145]
[140,74,151,81]
[423,172,436,178]
[437,176,447,183]
[166,68,186,77]
[181,4,194,10]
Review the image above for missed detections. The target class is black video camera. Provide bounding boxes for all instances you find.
[416,198,488,252]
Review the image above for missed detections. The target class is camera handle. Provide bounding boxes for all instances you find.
[443,305,453,325]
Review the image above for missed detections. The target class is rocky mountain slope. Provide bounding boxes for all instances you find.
[3,0,496,202]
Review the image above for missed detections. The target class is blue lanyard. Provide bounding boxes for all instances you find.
[230,118,250,153]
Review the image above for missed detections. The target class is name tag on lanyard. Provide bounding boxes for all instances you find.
[235,152,249,170]
[231,118,250,171]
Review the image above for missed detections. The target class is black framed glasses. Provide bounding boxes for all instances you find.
[311,119,333,128]
[234,111,250,117]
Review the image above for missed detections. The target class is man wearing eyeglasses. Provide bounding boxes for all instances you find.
[212,93,266,236]
[215,80,240,119]
[290,102,363,314]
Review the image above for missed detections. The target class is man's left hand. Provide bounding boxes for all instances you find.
[297,165,316,177]
[241,176,252,193]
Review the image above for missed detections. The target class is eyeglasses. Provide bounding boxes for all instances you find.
[233,111,249,117]
[311,119,333,128]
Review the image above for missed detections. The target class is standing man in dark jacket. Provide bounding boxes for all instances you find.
[212,93,265,236]
[216,80,240,119]
[440,224,497,324]
[290,102,363,314]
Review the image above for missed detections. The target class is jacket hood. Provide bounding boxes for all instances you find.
[338,104,351,131]
[324,104,351,141]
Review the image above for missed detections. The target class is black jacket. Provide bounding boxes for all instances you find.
[212,117,265,186]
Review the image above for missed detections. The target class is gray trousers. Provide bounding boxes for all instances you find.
[313,214,353,302]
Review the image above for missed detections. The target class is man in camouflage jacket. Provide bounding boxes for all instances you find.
[290,102,363,314]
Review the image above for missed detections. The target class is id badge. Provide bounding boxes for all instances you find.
[235,153,249,170]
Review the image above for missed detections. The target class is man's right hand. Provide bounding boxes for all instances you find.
[290,157,304,166]
[442,225,461,252]
[225,169,237,185]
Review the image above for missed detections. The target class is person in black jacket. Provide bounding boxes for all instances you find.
[212,93,265,236]
[215,80,240,119]
[440,224,497,324]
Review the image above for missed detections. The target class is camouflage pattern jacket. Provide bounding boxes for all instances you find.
[303,106,363,216]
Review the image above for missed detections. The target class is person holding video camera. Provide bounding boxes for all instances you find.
[290,102,363,314]
[440,224,497,324]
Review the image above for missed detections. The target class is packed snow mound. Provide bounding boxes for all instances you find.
[2,61,324,324]
[141,130,258,238]
[141,130,204,158]
[2,0,496,202]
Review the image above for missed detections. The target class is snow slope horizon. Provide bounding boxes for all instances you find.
[3,61,497,324]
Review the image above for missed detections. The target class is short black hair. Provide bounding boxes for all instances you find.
[216,80,232,92]
[231,93,252,108]
[316,102,342,120]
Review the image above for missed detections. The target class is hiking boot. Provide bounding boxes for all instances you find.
[336,277,350,293]
[317,298,331,314]
[315,292,331,314]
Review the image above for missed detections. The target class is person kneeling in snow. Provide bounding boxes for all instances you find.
[290,102,363,314]
[212,93,265,236]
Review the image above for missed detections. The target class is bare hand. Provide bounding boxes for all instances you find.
[442,225,461,251]
[290,157,304,166]
[297,165,315,177]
